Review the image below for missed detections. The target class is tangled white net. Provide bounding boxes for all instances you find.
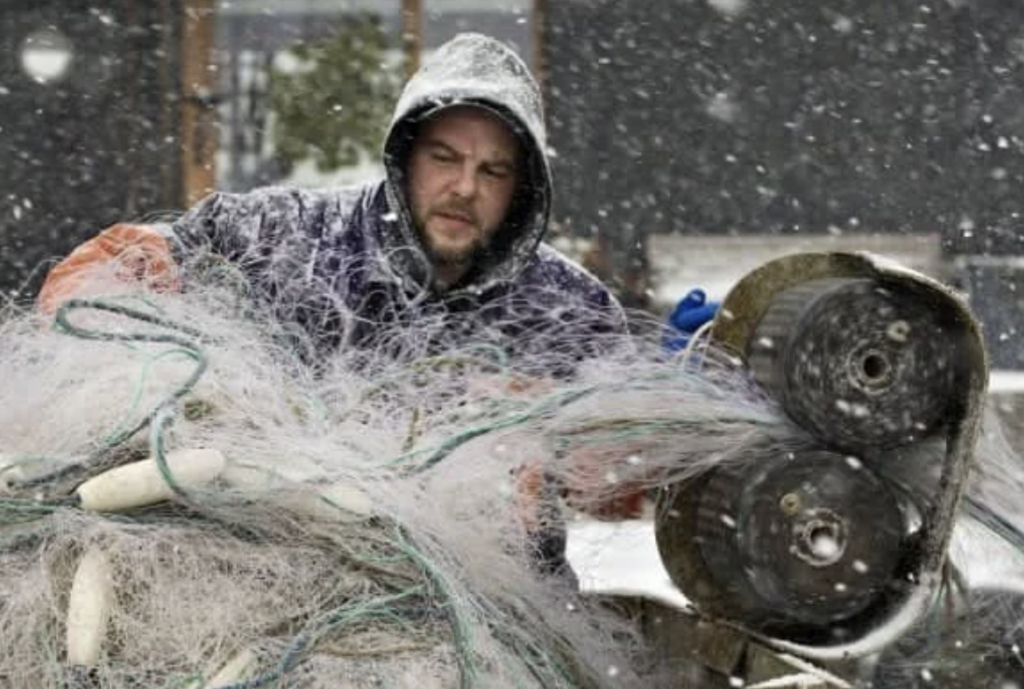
[6,266,1024,688]
[0,269,787,689]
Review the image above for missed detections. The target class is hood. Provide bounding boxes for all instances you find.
[380,32,552,296]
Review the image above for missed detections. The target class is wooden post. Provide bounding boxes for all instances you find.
[532,0,548,94]
[157,0,180,210]
[181,0,218,206]
[402,0,422,79]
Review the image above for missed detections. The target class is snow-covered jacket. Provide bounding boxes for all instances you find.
[168,34,626,372]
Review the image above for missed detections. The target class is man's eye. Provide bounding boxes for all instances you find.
[431,150,457,163]
[483,166,512,179]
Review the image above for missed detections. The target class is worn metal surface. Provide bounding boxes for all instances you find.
[650,251,989,682]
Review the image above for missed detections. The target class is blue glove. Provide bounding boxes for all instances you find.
[663,288,719,352]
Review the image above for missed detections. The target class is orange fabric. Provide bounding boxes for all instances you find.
[513,462,548,533]
[38,223,180,314]
[560,447,646,520]
[514,454,646,528]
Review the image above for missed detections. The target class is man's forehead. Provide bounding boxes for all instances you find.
[417,105,520,157]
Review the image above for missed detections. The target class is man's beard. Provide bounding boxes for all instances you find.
[417,215,488,268]
[426,235,483,266]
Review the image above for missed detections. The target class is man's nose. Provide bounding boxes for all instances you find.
[451,164,478,198]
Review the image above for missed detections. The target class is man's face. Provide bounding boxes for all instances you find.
[407,106,520,270]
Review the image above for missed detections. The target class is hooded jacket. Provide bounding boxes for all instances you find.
[168,33,627,372]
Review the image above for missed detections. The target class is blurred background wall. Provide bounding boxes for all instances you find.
[0,0,185,296]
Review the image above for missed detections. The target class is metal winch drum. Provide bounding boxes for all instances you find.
[655,251,989,662]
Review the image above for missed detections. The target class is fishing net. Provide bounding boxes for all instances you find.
[0,271,727,689]
[5,265,1024,688]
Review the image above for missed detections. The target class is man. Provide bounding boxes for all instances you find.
[39,32,629,578]
[39,32,627,375]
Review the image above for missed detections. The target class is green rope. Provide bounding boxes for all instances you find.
[381,386,597,473]
[101,346,205,446]
[391,527,479,689]
[12,298,209,493]
[149,406,190,502]
[53,297,206,342]
[209,586,429,689]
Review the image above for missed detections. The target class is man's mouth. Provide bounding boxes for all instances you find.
[434,209,475,226]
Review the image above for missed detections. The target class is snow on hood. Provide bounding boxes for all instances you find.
[380,32,552,296]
